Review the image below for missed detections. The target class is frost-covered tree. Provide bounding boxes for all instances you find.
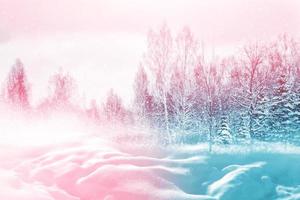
[268,35,300,142]
[269,73,294,143]
[38,69,77,112]
[133,65,154,125]
[86,99,100,121]
[143,24,173,141]
[3,59,30,108]
[169,27,199,142]
[252,93,271,140]
[291,68,300,138]
[235,114,251,144]
[169,68,195,125]
[103,89,127,123]
[290,84,300,144]
[48,69,76,106]
[215,116,233,144]
[231,43,269,141]
[194,61,223,150]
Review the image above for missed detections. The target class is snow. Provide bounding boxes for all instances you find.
[208,162,268,199]
[1,113,300,200]
[277,185,300,200]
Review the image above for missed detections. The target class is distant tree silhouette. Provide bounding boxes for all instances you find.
[103,89,126,123]
[50,70,75,104]
[144,24,173,136]
[86,99,100,121]
[37,69,76,112]
[3,59,30,108]
[133,65,154,125]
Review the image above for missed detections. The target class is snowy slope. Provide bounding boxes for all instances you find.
[1,114,300,200]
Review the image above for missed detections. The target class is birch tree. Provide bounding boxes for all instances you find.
[169,27,199,142]
[194,60,223,151]
[133,65,154,126]
[143,24,173,143]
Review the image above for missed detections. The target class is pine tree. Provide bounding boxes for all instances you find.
[290,67,300,144]
[252,93,270,140]
[215,116,233,144]
[269,73,294,143]
[235,114,251,144]
[143,24,173,138]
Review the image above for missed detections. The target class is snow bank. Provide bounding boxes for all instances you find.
[1,112,300,200]
[4,139,300,200]
[166,143,300,200]
[11,136,212,200]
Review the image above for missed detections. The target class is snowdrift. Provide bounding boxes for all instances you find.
[1,113,300,200]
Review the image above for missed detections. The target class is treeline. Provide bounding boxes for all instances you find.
[0,61,133,124]
[1,25,300,146]
[133,25,300,145]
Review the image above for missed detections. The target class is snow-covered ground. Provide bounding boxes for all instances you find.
[1,113,300,200]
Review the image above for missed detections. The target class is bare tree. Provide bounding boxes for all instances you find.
[143,24,173,142]
[169,27,199,143]
[133,65,154,126]
[194,59,223,151]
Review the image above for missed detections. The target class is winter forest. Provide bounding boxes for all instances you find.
[3,0,300,198]
[2,25,300,148]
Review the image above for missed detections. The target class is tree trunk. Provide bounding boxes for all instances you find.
[208,119,213,152]
[163,91,170,144]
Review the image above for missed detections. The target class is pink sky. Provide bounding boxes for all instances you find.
[0,0,299,105]
[1,0,300,44]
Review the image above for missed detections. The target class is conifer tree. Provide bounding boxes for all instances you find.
[236,114,251,144]
[215,116,233,144]
[270,73,294,143]
[252,93,270,140]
